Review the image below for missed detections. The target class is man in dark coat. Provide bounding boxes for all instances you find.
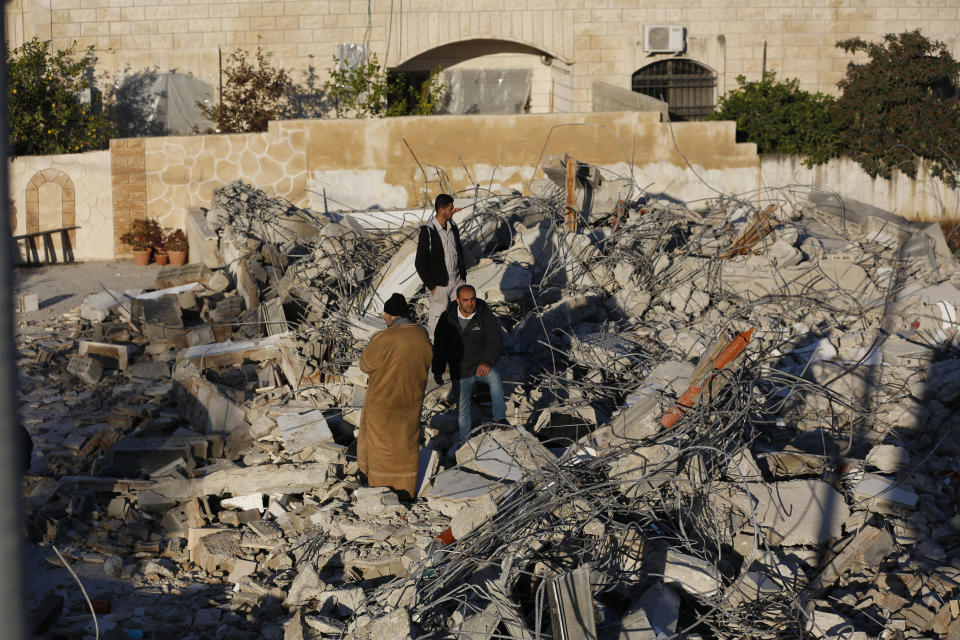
[432,284,507,450]
[415,193,467,340]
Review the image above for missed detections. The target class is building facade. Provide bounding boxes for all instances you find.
[7,0,959,126]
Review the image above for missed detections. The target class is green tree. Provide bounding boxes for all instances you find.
[324,53,445,118]
[709,72,840,165]
[324,53,388,118]
[7,38,114,156]
[385,67,446,117]
[197,47,291,133]
[834,30,960,187]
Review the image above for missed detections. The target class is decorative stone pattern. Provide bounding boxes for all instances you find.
[111,139,149,257]
[8,151,114,261]
[25,168,76,242]
[5,111,955,266]
[12,0,958,115]
[143,121,308,230]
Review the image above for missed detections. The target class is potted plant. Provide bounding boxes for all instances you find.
[119,218,159,266]
[153,225,169,265]
[165,229,189,266]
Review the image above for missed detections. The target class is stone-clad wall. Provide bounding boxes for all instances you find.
[6,0,959,114]
[6,112,956,263]
[8,150,115,262]
[143,121,309,233]
[111,139,148,257]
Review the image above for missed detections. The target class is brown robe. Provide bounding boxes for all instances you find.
[357,319,432,498]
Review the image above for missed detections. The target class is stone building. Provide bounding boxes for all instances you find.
[6,0,959,130]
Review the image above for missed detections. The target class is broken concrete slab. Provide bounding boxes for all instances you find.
[152,463,332,501]
[17,293,39,313]
[154,263,214,290]
[423,468,505,517]
[468,260,532,303]
[853,474,918,514]
[617,584,680,639]
[274,409,334,455]
[77,341,132,370]
[80,289,142,322]
[259,297,288,336]
[662,549,721,597]
[141,295,186,347]
[865,444,909,473]
[65,354,104,385]
[711,479,850,547]
[607,361,695,445]
[232,257,259,312]
[177,333,292,370]
[456,427,556,481]
[175,376,248,434]
[609,443,679,499]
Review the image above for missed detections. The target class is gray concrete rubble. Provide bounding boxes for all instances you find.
[15,179,960,639]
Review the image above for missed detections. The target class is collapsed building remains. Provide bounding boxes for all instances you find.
[17,170,960,640]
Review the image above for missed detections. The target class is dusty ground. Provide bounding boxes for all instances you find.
[14,260,161,326]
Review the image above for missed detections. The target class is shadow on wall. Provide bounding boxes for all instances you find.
[281,64,335,120]
[111,69,214,137]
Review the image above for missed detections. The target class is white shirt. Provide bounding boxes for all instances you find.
[431,217,459,285]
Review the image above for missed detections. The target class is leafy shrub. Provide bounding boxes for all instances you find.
[7,38,114,156]
[197,47,291,133]
[834,30,960,187]
[165,229,188,252]
[325,53,445,118]
[119,219,161,251]
[709,72,840,165]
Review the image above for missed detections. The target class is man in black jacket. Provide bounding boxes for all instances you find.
[432,284,507,449]
[415,193,467,340]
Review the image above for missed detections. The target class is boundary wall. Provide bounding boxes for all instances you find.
[7,112,956,261]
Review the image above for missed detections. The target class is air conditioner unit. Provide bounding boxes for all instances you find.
[643,24,685,53]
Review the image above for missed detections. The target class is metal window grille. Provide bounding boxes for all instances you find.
[632,59,717,121]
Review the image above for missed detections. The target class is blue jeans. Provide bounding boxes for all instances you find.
[456,366,507,447]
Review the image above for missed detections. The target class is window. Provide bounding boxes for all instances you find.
[632,59,716,121]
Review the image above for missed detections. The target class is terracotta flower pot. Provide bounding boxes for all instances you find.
[132,249,152,266]
[155,252,169,266]
[168,249,187,266]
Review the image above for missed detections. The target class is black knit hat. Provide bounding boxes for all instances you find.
[383,293,409,317]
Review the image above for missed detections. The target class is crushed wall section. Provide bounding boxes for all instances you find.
[760,155,960,222]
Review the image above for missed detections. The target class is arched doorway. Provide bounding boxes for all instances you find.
[396,39,572,115]
[632,59,716,121]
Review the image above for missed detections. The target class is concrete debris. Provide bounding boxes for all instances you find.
[663,549,721,597]
[16,180,960,639]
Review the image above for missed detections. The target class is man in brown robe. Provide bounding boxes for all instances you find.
[357,293,433,499]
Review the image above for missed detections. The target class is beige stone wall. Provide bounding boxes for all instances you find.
[7,0,958,115]
[302,112,760,211]
[760,155,959,222]
[8,151,114,261]
[7,113,956,262]
[143,120,309,231]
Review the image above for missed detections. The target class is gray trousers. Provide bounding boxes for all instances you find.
[427,278,463,342]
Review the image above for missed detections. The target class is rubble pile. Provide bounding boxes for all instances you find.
[17,177,960,640]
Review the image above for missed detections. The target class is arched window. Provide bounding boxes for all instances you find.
[632,59,716,121]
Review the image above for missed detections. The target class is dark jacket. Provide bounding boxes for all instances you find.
[432,299,504,380]
[415,221,467,290]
